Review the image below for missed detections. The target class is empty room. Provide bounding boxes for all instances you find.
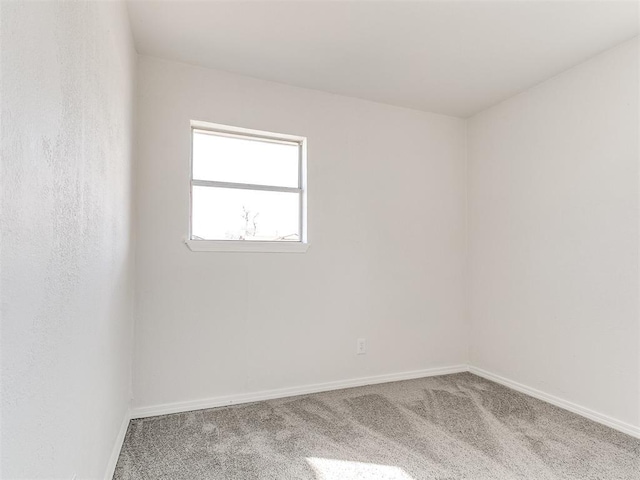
[2,0,640,478]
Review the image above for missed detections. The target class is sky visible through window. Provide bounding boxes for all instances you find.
[191,130,301,241]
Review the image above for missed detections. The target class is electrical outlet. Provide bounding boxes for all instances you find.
[357,338,366,355]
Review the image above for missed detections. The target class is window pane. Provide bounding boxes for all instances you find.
[192,130,299,188]
[192,186,300,241]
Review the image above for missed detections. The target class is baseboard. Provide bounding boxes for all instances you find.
[468,366,640,439]
[130,364,640,439]
[104,408,131,480]
[131,364,468,419]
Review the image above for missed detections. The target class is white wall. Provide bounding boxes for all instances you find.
[1,1,136,478]
[133,56,468,410]
[468,38,639,427]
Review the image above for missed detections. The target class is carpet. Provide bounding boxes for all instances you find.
[113,372,640,479]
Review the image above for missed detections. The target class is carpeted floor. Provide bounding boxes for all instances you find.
[113,372,640,479]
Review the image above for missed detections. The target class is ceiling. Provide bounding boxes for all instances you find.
[127,0,639,118]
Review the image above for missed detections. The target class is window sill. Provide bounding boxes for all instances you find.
[185,239,310,253]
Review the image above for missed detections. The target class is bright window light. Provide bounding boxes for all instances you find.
[306,457,415,480]
[190,123,306,245]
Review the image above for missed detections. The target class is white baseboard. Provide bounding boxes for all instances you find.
[469,366,640,439]
[104,408,131,480]
[128,364,640,441]
[130,364,468,419]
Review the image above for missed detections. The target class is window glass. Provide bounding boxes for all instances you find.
[192,186,300,241]
[192,130,299,188]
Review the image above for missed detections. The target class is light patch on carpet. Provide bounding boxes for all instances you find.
[307,457,415,480]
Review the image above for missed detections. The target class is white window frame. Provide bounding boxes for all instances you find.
[185,120,308,253]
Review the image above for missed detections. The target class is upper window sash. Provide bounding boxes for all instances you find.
[191,124,304,189]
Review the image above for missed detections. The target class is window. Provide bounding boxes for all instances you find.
[186,121,308,253]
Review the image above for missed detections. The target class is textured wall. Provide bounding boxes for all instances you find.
[133,56,468,410]
[1,1,136,478]
[468,38,639,428]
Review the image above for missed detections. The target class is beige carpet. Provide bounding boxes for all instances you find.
[114,372,640,479]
